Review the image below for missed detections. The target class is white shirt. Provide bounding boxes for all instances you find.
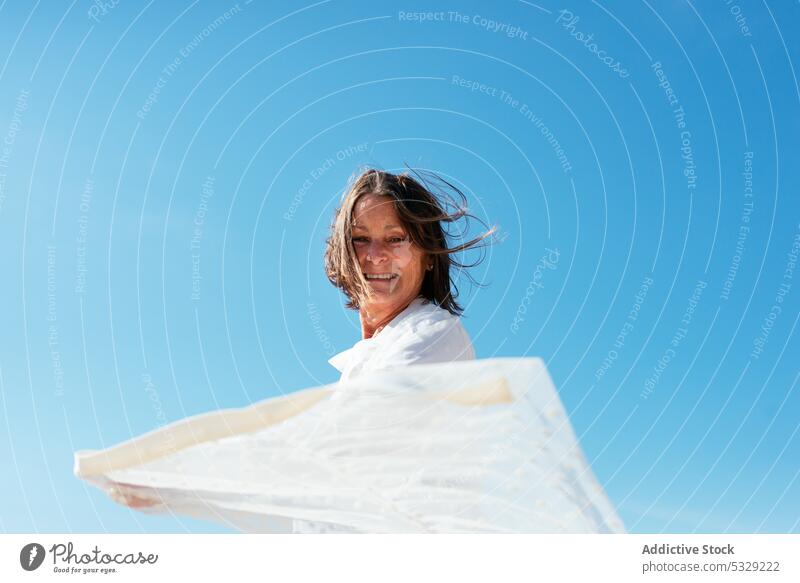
[328,296,476,382]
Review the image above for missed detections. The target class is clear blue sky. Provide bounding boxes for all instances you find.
[0,0,798,533]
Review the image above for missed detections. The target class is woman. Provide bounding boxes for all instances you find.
[75,168,625,534]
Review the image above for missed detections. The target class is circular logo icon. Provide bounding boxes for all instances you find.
[20,543,46,571]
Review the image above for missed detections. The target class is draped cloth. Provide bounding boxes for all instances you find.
[73,357,626,533]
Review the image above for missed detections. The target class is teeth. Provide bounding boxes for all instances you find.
[365,274,396,280]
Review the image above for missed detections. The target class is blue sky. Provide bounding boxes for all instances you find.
[0,0,798,533]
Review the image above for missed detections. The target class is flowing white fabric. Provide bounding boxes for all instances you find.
[73,357,626,533]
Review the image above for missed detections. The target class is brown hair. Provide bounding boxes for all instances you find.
[324,166,497,316]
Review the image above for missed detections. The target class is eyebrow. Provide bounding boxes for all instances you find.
[352,224,402,231]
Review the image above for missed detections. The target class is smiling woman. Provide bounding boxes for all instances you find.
[74,167,625,535]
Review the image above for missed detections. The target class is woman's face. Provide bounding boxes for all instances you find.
[351,193,427,312]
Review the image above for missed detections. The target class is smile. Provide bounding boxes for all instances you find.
[365,273,398,280]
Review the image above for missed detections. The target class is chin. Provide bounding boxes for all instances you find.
[366,292,398,303]
[363,289,408,307]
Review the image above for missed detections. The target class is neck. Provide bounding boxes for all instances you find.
[359,297,418,339]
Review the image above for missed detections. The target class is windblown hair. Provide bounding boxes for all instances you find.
[324,166,497,316]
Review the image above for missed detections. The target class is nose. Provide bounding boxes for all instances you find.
[365,240,390,263]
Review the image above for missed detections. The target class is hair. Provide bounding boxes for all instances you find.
[324,166,497,317]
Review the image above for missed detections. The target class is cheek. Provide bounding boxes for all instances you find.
[354,247,367,264]
[392,245,426,279]
[391,243,414,267]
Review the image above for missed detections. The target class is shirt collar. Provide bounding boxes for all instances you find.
[328,296,429,373]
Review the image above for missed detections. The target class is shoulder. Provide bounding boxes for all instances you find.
[378,301,475,366]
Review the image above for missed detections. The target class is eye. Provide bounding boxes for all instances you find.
[388,236,405,244]
[351,236,368,244]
